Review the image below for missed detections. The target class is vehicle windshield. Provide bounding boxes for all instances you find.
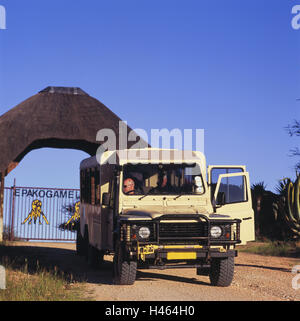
[122,163,204,196]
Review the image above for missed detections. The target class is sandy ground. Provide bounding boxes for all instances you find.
[4,241,300,301]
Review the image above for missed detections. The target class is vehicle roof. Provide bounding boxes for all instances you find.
[80,148,206,169]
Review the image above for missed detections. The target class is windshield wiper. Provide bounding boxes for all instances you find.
[173,193,183,200]
[138,188,155,200]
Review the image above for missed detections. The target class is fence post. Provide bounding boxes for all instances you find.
[0,172,4,242]
[9,179,16,241]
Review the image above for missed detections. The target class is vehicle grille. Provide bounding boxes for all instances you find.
[159,222,207,239]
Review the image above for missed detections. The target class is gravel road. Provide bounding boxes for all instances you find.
[6,242,300,301]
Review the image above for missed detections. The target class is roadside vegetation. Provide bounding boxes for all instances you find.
[238,240,300,258]
[0,242,86,301]
[0,264,82,301]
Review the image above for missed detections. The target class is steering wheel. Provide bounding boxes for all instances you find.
[124,189,138,195]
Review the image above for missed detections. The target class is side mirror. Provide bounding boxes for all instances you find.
[217,192,226,206]
[102,192,110,206]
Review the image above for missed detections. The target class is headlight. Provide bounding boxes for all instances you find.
[138,227,151,239]
[210,226,222,238]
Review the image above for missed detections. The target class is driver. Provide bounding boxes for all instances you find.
[123,178,135,195]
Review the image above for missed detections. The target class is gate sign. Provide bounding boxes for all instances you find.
[14,188,80,199]
[22,200,49,225]
[3,186,80,241]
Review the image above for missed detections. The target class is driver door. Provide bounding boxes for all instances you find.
[208,166,255,244]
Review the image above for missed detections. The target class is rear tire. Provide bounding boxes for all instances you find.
[209,257,234,287]
[87,243,104,268]
[83,226,89,260]
[113,243,137,285]
[76,228,84,256]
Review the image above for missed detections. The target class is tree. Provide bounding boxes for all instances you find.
[286,120,300,170]
[58,201,80,232]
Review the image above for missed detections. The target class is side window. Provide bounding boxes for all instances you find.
[80,170,85,202]
[217,175,247,204]
[109,178,114,208]
[80,167,100,205]
[211,168,247,204]
[86,169,91,204]
[95,168,100,205]
[91,168,95,205]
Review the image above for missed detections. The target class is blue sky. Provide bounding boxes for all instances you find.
[0,0,299,192]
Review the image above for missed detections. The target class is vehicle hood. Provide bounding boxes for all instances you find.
[121,205,209,220]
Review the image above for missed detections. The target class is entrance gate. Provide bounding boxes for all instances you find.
[3,183,80,242]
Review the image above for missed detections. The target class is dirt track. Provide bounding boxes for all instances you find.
[4,242,300,301]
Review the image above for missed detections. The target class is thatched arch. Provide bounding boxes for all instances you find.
[0,86,147,240]
[0,86,144,175]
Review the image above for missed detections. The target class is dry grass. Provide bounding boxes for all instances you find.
[238,240,300,258]
[0,243,86,301]
[0,258,84,301]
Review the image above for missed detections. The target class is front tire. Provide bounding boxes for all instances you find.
[113,243,137,285]
[209,257,234,287]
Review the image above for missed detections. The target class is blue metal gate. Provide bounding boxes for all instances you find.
[3,184,80,242]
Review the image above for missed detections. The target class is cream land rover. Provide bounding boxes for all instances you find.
[77,148,255,287]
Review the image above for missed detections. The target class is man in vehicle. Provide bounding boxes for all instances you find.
[123,178,135,195]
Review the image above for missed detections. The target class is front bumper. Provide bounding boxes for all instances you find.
[120,214,241,268]
[136,243,237,260]
[132,244,237,270]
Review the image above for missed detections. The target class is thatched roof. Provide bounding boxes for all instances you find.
[0,86,146,175]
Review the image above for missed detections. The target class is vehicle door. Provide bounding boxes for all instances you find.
[208,166,255,244]
[100,164,117,251]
